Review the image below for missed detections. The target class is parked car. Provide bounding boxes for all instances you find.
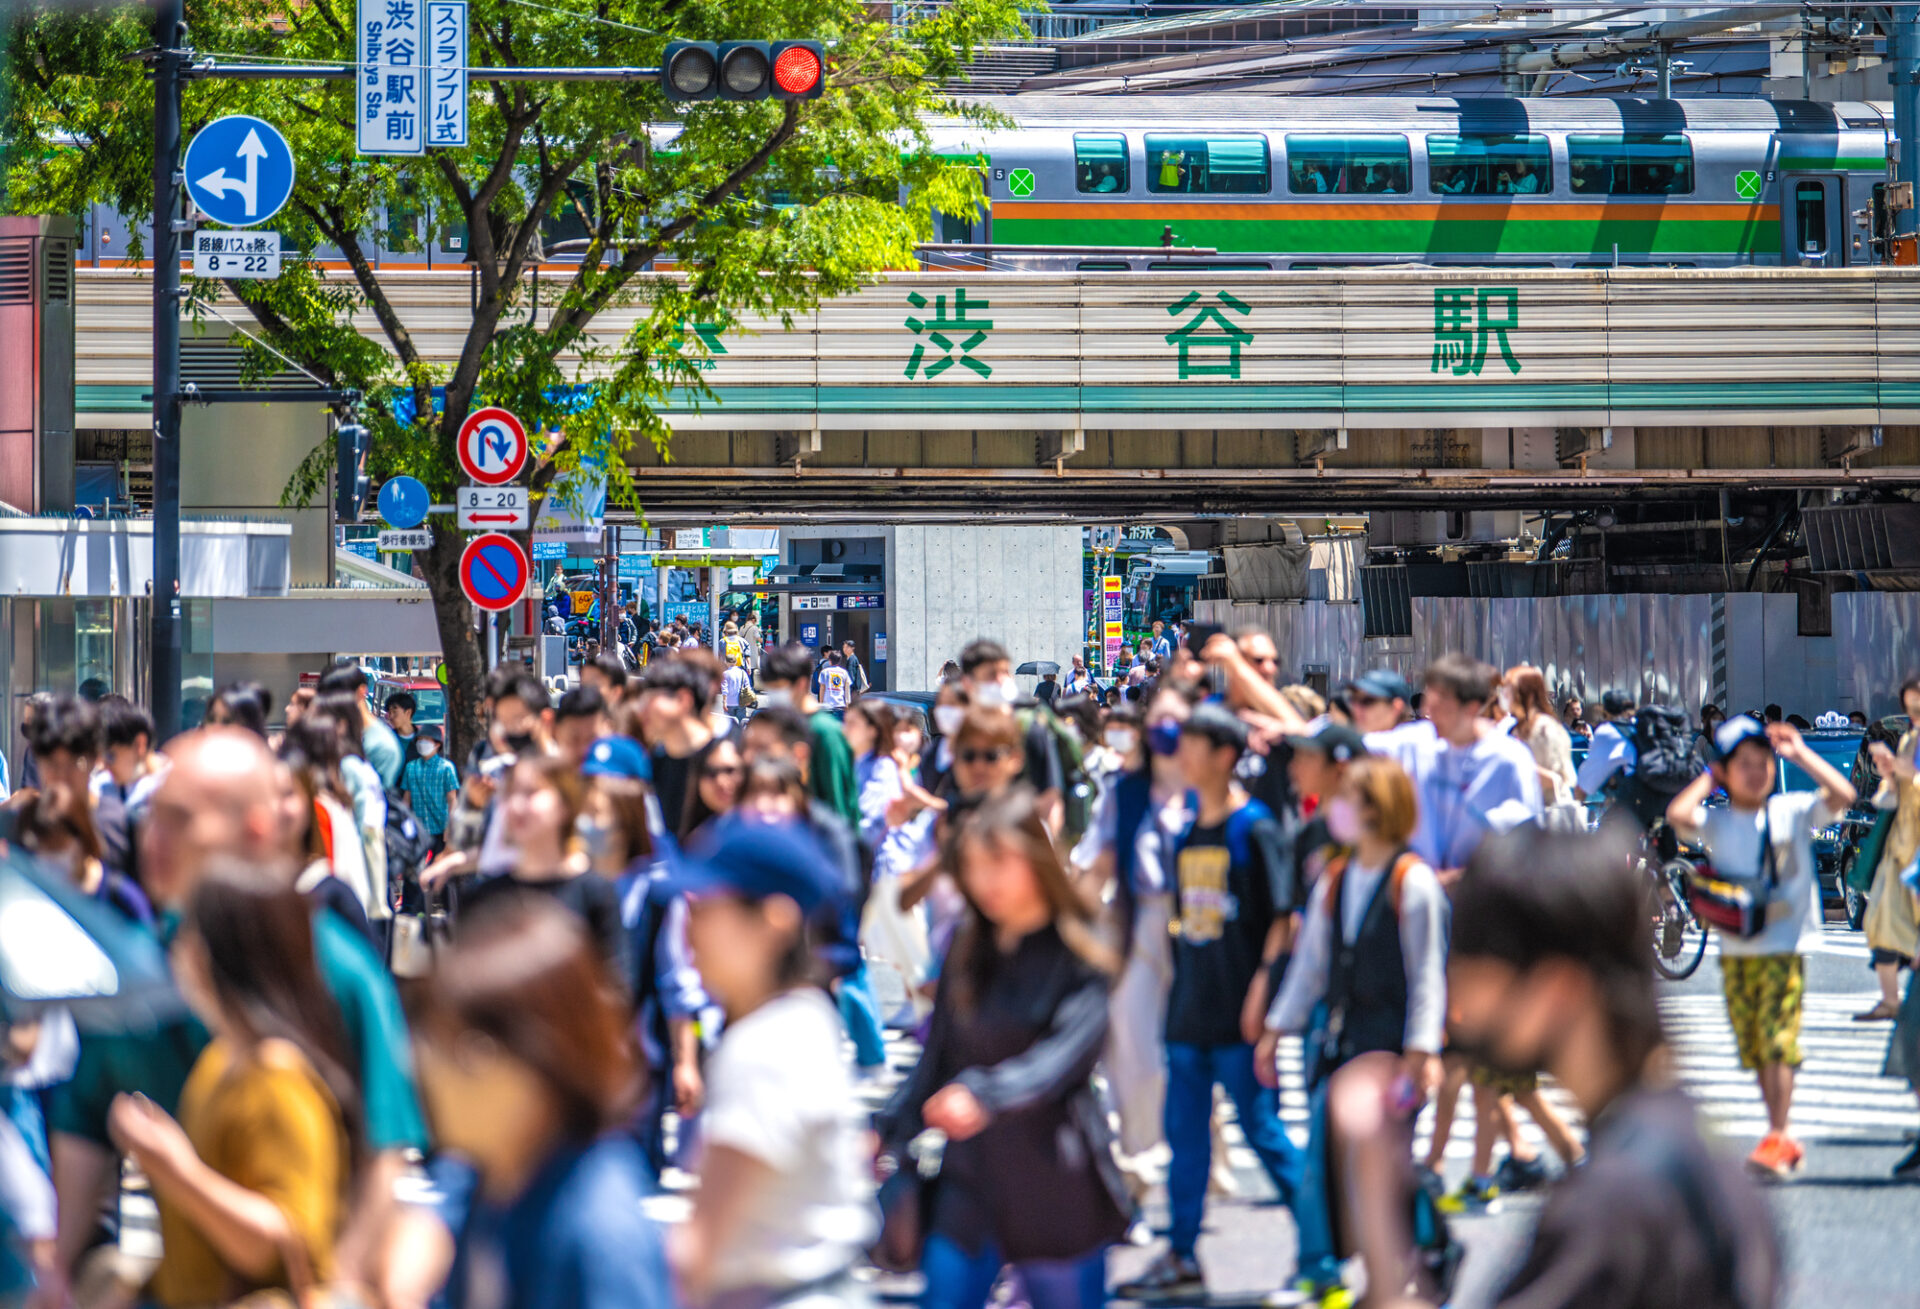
[372,674,446,730]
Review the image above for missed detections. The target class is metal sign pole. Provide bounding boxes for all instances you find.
[150,0,185,739]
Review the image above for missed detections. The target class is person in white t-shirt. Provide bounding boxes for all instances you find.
[818,652,854,711]
[673,817,877,1308]
[1668,715,1856,1179]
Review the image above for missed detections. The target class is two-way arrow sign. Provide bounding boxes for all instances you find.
[194,128,269,219]
[182,115,296,229]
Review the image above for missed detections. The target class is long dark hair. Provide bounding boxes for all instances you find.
[311,691,367,758]
[942,787,1116,1014]
[679,739,745,841]
[409,895,640,1141]
[185,862,364,1161]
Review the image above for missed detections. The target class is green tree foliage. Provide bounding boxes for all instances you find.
[4,0,1016,751]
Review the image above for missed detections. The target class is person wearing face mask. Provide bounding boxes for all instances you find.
[958,640,1064,837]
[757,645,861,831]
[1260,754,1446,1308]
[923,682,973,798]
[1441,827,1779,1309]
[457,756,631,990]
[400,726,460,857]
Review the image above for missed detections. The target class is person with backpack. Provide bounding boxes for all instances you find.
[1668,716,1855,1178]
[1261,753,1447,1309]
[1116,703,1306,1300]
[1444,826,1782,1309]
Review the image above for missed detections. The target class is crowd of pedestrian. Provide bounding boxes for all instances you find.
[0,624,1911,1309]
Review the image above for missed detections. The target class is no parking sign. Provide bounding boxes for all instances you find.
[459,533,529,611]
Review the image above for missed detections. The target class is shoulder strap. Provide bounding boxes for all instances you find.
[1388,851,1422,914]
[1321,850,1352,918]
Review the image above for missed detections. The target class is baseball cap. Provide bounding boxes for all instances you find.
[581,735,651,782]
[1709,715,1772,763]
[1600,688,1637,717]
[1347,668,1411,703]
[1285,722,1369,765]
[666,815,839,913]
[1180,701,1250,753]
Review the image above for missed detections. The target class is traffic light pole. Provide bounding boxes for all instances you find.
[150,0,185,742]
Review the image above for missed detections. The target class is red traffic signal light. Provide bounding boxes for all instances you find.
[771,41,824,100]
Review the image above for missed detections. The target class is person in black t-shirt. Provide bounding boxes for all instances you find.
[1443,827,1780,1309]
[1118,703,1303,1301]
[634,658,720,834]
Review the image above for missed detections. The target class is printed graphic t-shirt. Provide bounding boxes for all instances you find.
[1165,804,1294,1047]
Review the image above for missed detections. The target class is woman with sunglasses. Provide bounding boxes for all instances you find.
[678,737,746,843]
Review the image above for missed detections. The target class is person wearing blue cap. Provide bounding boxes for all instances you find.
[1668,716,1855,1179]
[672,816,876,1308]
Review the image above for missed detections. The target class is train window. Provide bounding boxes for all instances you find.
[1075,135,1129,194]
[1797,182,1828,254]
[1428,134,1552,196]
[1144,135,1269,195]
[385,178,428,253]
[1567,134,1694,196]
[1077,260,1131,270]
[1285,135,1410,195]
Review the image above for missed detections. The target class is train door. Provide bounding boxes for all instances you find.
[1782,174,1846,266]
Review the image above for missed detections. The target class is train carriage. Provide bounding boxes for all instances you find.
[921,95,1895,271]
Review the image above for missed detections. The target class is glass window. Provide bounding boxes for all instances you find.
[1075,134,1129,194]
[1428,134,1552,196]
[1797,182,1827,254]
[1285,135,1411,195]
[1145,135,1270,195]
[1567,134,1694,196]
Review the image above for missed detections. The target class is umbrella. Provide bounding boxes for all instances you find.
[0,848,183,1034]
[1015,661,1061,677]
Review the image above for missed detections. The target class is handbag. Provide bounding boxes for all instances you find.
[868,1152,935,1274]
[1687,806,1781,940]
[1847,808,1896,895]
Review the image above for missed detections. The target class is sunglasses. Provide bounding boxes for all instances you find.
[957,747,1012,766]
[703,763,744,779]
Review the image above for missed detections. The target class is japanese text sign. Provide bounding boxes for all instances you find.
[426,2,468,147]
[358,0,427,156]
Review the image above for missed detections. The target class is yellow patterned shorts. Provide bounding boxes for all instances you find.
[1470,1063,1540,1097]
[1720,953,1806,1070]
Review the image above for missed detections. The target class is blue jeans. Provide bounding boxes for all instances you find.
[1293,1081,1340,1285]
[921,1233,1107,1309]
[836,962,887,1070]
[1164,1041,1304,1258]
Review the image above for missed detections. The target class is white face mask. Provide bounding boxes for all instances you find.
[973,679,1009,709]
[934,704,965,736]
[418,741,439,758]
[1105,728,1139,756]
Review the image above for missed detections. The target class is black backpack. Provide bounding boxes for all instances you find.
[383,797,434,915]
[1632,706,1698,795]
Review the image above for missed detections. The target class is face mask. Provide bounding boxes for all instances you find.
[575,815,615,862]
[1146,721,1181,757]
[418,742,439,758]
[1324,795,1365,846]
[974,679,1010,710]
[1105,728,1139,756]
[934,704,965,736]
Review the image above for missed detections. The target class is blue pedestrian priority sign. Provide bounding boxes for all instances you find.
[459,533,529,612]
[184,116,296,229]
[377,475,430,530]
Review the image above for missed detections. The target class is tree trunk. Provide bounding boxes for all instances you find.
[417,528,487,764]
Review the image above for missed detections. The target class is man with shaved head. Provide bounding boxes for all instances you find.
[39,729,428,1305]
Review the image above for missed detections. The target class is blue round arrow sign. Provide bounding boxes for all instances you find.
[183,115,296,229]
[377,475,430,530]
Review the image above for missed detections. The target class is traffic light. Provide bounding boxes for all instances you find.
[335,423,372,524]
[660,39,825,102]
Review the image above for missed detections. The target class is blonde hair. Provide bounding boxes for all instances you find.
[1280,684,1326,720]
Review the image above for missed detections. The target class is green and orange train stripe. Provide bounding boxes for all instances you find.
[990,200,1783,257]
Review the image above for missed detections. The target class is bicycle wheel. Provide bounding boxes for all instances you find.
[1650,862,1708,980]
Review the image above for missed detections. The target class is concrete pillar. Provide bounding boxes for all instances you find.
[655,564,670,627]
[709,565,725,653]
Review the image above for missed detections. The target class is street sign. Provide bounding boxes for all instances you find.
[377,528,432,552]
[426,2,469,147]
[191,230,281,278]
[184,115,296,228]
[533,456,605,545]
[456,407,528,485]
[530,541,567,561]
[377,475,431,529]
[459,533,529,611]
[457,483,531,531]
[1102,574,1123,670]
[357,0,426,156]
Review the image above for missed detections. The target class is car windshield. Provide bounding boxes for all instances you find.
[390,687,446,725]
[1779,731,1859,792]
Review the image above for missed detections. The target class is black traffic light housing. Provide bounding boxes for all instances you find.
[659,39,824,102]
[335,423,372,524]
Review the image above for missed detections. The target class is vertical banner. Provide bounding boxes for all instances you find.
[426,1,469,147]
[358,0,427,155]
[1102,574,1123,672]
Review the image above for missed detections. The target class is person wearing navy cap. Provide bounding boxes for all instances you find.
[672,817,876,1307]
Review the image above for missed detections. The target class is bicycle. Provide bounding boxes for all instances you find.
[1638,822,1710,980]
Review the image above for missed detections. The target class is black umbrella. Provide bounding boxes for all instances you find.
[0,848,183,1034]
[1015,661,1061,677]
